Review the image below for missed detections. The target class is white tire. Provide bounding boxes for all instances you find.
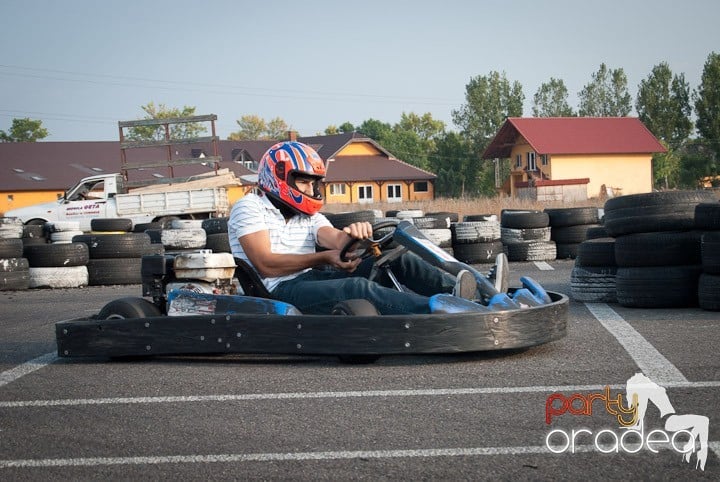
[420,228,452,248]
[452,221,501,243]
[46,221,81,233]
[0,225,24,239]
[50,230,85,243]
[29,266,88,288]
[170,219,204,229]
[395,209,424,219]
[161,228,207,249]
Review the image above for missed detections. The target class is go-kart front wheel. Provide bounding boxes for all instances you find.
[331,299,382,364]
[97,297,162,320]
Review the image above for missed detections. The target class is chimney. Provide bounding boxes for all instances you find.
[287,130,297,141]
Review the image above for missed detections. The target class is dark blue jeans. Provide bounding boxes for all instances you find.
[271,252,456,315]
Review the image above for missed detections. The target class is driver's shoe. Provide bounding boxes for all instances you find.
[488,253,509,294]
[453,269,477,300]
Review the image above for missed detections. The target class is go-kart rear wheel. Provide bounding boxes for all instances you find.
[98,297,162,320]
[331,299,381,364]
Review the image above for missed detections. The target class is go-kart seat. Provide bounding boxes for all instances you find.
[233,257,273,299]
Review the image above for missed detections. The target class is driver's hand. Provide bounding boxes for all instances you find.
[342,221,373,240]
[327,249,362,272]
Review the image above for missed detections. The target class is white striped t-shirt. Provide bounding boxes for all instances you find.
[228,192,333,292]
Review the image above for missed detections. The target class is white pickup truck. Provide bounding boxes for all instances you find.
[5,173,231,231]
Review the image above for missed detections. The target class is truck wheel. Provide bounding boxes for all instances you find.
[156,216,180,229]
[98,297,162,319]
[331,300,381,364]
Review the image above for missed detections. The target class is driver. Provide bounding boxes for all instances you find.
[228,141,478,315]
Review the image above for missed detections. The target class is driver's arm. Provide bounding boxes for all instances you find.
[240,228,360,278]
[316,221,373,250]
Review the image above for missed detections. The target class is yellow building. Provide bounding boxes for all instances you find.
[483,117,666,200]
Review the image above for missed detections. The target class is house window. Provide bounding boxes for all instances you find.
[7,194,13,201]
[358,185,373,203]
[386,184,402,202]
[413,181,428,193]
[527,152,537,171]
[515,154,522,169]
[329,183,346,196]
[541,154,548,166]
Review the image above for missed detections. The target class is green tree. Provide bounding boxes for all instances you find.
[228,115,289,140]
[452,71,524,153]
[126,102,206,141]
[532,78,575,117]
[652,141,681,189]
[0,117,49,142]
[636,62,693,150]
[578,63,632,117]
[694,52,720,163]
[338,122,355,133]
[356,118,392,141]
[678,138,717,188]
[452,71,524,195]
[430,132,477,197]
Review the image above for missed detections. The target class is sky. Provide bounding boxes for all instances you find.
[1,0,719,141]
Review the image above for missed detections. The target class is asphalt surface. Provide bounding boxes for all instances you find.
[0,259,718,480]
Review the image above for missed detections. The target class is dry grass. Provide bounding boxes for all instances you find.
[322,195,606,219]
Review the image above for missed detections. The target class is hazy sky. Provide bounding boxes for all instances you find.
[2,0,718,141]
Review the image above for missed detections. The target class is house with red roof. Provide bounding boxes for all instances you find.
[483,117,667,200]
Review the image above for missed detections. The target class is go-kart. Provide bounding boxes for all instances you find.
[55,220,568,363]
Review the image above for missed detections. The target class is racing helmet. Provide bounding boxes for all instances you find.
[256,141,326,216]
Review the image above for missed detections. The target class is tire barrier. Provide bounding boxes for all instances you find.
[72,232,158,285]
[571,237,617,303]
[546,207,601,260]
[451,218,502,264]
[500,210,555,261]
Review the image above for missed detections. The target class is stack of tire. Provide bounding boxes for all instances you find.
[0,217,30,291]
[605,190,716,308]
[21,223,47,246]
[570,234,617,303]
[500,210,556,261]
[160,219,207,253]
[73,218,157,286]
[202,217,231,253]
[696,202,720,311]
[545,207,601,259]
[23,221,89,289]
[450,214,502,264]
[409,213,453,254]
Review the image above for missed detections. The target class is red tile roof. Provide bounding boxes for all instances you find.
[483,117,667,159]
[324,155,436,182]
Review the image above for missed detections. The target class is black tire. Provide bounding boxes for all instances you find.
[205,233,231,253]
[22,224,45,239]
[570,265,617,303]
[614,231,702,267]
[0,270,30,291]
[73,233,152,259]
[501,210,549,229]
[702,232,720,274]
[576,238,616,267]
[23,242,89,267]
[551,224,602,244]
[326,211,376,230]
[463,213,495,222]
[98,297,162,319]
[144,229,163,244]
[586,226,610,240]
[0,238,24,258]
[90,218,133,232]
[556,243,580,260]
[604,191,715,237]
[545,207,599,227]
[695,203,720,230]
[87,258,143,285]
[427,211,459,223]
[133,222,162,233]
[201,217,229,235]
[453,241,504,264]
[331,300,382,364]
[500,227,551,243]
[505,240,556,262]
[698,273,720,311]
[616,265,702,308]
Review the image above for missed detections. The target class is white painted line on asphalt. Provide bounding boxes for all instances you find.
[1,442,718,468]
[3,381,720,408]
[0,352,57,389]
[533,261,554,270]
[585,303,688,384]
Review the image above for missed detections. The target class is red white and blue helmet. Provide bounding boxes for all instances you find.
[257,141,326,216]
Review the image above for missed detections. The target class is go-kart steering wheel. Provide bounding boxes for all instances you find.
[339,219,400,262]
